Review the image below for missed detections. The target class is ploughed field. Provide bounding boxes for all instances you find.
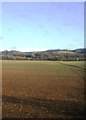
[2,60,85,119]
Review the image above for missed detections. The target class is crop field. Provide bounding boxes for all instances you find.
[2,60,85,119]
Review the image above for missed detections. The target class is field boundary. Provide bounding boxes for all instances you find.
[58,61,86,71]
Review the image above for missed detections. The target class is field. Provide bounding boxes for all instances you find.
[2,60,85,119]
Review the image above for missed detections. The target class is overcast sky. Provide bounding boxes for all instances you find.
[2,2,84,51]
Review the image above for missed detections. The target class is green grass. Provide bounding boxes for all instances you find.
[2,60,85,118]
[59,61,85,69]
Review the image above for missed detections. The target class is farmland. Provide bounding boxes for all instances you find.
[2,60,85,119]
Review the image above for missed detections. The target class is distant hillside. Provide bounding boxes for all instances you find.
[71,48,86,53]
[0,48,86,61]
[46,48,86,53]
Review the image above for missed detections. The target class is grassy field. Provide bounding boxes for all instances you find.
[2,60,85,119]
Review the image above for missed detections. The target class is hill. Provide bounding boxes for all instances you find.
[0,48,86,61]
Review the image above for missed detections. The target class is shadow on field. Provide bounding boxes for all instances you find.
[3,95,84,118]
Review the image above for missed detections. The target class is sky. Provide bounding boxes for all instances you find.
[1,2,84,52]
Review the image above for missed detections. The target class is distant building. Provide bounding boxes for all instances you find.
[77,57,79,61]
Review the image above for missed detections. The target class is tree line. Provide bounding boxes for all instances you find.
[0,48,86,61]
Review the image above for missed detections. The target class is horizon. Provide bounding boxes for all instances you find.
[0,47,85,52]
[2,2,84,52]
